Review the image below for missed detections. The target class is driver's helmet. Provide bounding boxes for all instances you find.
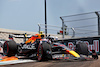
[40,31,45,38]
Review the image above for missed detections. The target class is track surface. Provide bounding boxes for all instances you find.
[1,56,100,67]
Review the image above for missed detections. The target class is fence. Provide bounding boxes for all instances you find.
[38,23,62,34]
[60,11,100,38]
[38,23,71,39]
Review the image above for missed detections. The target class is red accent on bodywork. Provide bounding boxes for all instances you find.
[59,44,65,47]
[53,45,58,46]
[64,57,69,59]
[66,50,69,52]
[65,50,70,54]
[59,57,63,59]
[9,38,13,40]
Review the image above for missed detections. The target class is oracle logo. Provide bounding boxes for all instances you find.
[68,40,99,53]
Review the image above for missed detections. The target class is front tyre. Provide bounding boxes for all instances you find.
[42,42,52,60]
[37,44,43,61]
[75,42,88,56]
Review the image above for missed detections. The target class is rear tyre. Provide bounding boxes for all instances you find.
[3,40,17,56]
[75,42,88,56]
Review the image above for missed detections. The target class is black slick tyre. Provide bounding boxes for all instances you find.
[42,42,52,60]
[75,42,88,56]
[3,40,17,56]
[37,44,43,61]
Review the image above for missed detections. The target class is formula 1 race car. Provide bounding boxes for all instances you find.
[2,33,90,61]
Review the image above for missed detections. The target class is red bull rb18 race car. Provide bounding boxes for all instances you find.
[2,33,91,61]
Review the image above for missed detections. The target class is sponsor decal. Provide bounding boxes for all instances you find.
[68,40,99,53]
[22,44,36,49]
[52,54,67,59]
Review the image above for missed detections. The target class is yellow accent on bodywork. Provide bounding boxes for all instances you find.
[69,50,80,58]
[25,34,27,37]
[37,54,38,56]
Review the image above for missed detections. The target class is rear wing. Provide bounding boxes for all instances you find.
[9,34,32,38]
[9,33,33,42]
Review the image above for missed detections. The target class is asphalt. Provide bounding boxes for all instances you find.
[0,56,100,67]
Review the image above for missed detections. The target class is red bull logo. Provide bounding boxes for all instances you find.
[68,40,99,53]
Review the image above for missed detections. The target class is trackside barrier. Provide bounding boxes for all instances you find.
[58,36,100,54]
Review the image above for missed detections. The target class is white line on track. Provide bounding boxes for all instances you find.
[0,59,37,66]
